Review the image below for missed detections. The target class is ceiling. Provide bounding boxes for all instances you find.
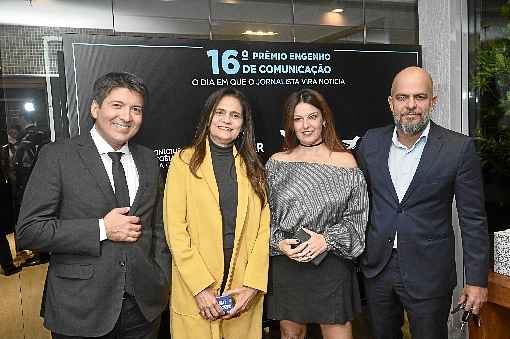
[0,0,417,43]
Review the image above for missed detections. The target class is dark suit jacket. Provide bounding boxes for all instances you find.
[16,133,170,337]
[357,121,489,299]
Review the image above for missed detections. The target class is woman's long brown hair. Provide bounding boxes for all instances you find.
[180,87,266,205]
[282,88,346,152]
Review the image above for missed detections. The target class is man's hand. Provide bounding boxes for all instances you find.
[104,207,142,242]
[195,286,224,321]
[457,284,488,315]
[221,286,259,319]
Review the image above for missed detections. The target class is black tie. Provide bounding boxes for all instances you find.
[108,152,130,207]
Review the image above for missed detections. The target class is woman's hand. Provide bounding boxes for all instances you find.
[194,286,224,321]
[295,228,328,262]
[221,286,259,319]
[278,238,308,261]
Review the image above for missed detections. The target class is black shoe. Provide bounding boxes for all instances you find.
[22,253,50,267]
[2,263,22,276]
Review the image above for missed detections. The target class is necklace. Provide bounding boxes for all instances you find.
[299,140,324,147]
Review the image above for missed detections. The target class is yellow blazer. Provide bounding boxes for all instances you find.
[163,140,270,339]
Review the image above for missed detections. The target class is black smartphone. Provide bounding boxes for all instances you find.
[292,228,311,248]
[289,228,311,249]
[291,228,328,266]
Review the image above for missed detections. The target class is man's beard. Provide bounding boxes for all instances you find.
[394,111,431,135]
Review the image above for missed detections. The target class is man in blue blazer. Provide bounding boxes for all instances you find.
[357,67,489,339]
[16,72,170,338]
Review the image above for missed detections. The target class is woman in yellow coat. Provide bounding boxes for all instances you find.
[163,87,269,339]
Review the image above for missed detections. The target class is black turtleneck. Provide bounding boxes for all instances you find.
[209,140,237,292]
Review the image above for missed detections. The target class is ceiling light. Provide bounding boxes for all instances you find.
[332,8,344,13]
[222,0,240,3]
[241,30,279,36]
[24,102,35,112]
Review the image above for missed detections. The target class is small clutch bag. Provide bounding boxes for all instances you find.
[294,228,328,266]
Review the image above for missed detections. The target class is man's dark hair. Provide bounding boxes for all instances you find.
[92,72,149,106]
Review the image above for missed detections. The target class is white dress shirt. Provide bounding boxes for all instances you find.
[90,126,139,241]
[388,122,430,248]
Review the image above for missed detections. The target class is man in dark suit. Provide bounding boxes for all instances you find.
[1,133,21,276]
[357,67,489,339]
[16,72,170,338]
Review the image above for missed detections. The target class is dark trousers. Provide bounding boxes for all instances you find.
[52,294,161,339]
[0,230,14,268]
[364,250,452,339]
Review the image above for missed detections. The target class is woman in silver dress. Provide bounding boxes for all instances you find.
[265,89,369,339]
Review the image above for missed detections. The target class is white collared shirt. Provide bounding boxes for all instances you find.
[388,122,430,248]
[90,126,139,241]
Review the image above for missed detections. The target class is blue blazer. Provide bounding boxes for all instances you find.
[357,121,489,299]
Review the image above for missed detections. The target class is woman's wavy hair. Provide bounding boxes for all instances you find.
[281,88,346,153]
[181,87,266,205]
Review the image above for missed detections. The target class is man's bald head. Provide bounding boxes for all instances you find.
[391,66,434,97]
[388,66,437,136]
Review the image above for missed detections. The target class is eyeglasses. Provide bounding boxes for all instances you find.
[451,302,481,332]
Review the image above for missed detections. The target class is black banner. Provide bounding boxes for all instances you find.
[63,35,421,167]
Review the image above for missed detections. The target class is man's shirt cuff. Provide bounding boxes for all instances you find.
[99,219,107,241]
